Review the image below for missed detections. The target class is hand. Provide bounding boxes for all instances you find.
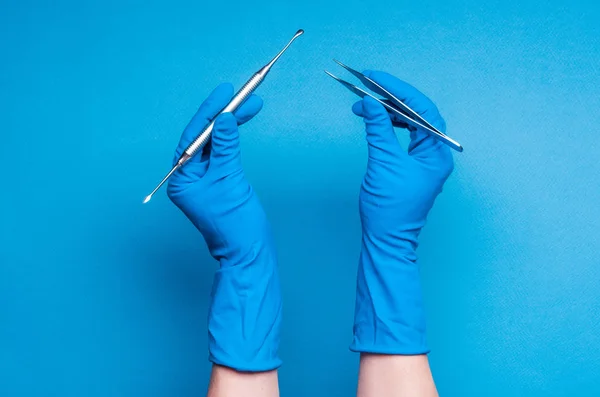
[167,83,266,263]
[350,71,454,355]
[167,83,282,372]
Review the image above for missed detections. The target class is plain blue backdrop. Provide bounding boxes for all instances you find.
[1,0,599,395]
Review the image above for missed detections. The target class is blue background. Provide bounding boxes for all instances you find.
[1,0,599,395]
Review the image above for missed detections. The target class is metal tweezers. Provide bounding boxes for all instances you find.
[325,60,463,152]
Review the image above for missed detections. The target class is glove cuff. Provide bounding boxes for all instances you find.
[350,234,429,355]
[207,239,282,372]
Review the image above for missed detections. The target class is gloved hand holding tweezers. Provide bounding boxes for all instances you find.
[326,60,462,152]
[348,70,454,355]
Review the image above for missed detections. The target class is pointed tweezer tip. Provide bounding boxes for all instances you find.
[332,59,345,68]
[333,58,353,70]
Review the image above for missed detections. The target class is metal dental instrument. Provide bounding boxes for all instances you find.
[325,59,463,152]
[143,29,305,204]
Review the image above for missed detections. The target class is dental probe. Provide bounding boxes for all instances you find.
[143,29,304,204]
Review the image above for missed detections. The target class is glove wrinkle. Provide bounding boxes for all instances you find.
[168,83,280,372]
[352,71,453,356]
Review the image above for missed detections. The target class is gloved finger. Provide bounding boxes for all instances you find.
[233,94,263,126]
[390,116,417,132]
[174,91,260,169]
[363,70,451,164]
[354,96,406,165]
[355,102,415,131]
[408,129,454,178]
[362,71,443,130]
[209,113,243,173]
[173,83,234,164]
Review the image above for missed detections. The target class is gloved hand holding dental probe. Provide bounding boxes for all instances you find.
[167,83,281,396]
[351,71,454,397]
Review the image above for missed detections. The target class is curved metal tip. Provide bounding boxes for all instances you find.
[290,29,304,42]
[261,29,305,73]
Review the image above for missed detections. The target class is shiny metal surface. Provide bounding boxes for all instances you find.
[143,29,304,203]
[184,29,304,159]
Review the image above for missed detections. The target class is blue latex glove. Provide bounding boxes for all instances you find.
[350,71,454,355]
[167,83,282,371]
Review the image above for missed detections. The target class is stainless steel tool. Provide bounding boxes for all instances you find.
[143,29,304,204]
[325,59,463,152]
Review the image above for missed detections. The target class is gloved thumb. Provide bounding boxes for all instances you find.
[354,96,403,164]
[209,112,243,172]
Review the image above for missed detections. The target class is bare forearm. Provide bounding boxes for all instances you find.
[207,365,279,397]
[357,354,437,397]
